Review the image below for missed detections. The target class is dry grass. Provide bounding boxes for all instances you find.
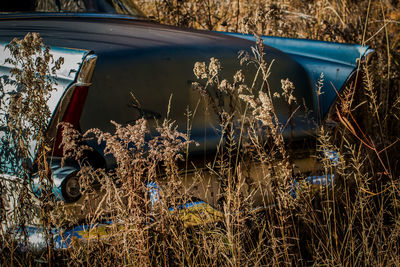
[1,0,400,265]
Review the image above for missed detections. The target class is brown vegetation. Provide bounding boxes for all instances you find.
[1,0,400,265]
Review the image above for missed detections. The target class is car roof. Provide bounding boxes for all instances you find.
[0,0,146,18]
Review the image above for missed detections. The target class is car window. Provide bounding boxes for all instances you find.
[0,0,145,17]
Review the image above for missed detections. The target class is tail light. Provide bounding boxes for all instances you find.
[51,54,97,157]
[52,85,89,157]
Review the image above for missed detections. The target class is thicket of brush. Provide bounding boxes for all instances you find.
[1,0,400,266]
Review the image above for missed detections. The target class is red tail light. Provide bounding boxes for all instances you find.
[52,85,89,157]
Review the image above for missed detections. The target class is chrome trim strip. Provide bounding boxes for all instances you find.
[76,54,97,86]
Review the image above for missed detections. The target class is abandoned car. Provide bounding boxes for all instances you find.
[0,0,372,250]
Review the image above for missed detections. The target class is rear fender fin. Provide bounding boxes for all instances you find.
[216,32,373,120]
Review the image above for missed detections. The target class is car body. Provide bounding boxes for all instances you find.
[0,0,371,250]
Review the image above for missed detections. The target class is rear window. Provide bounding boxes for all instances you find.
[0,0,144,17]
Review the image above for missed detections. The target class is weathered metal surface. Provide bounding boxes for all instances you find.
[0,14,322,158]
